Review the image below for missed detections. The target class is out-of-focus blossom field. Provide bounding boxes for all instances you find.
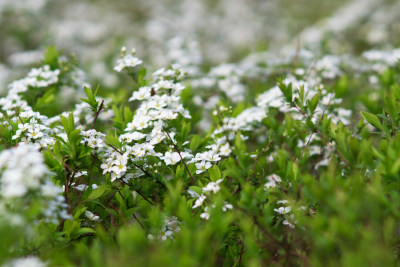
[1,0,399,88]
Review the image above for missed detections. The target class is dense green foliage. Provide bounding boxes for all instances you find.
[0,44,400,267]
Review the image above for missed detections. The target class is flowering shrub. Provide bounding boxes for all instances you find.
[1,32,400,266]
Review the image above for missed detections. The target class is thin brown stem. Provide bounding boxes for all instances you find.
[135,188,154,206]
[13,108,24,124]
[293,104,349,166]
[90,100,105,130]
[238,240,245,267]
[250,141,272,180]
[63,159,71,212]
[107,180,123,203]
[132,213,145,229]
[164,131,195,184]
[106,143,165,188]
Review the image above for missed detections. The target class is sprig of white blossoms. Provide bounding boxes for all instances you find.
[114,47,143,72]
[81,129,106,149]
[191,179,232,220]
[187,104,266,175]
[148,216,181,241]
[264,174,282,189]
[0,145,70,224]
[94,49,195,182]
[274,200,303,229]
[0,65,61,149]
[10,110,55,148]
[85,210,101,222]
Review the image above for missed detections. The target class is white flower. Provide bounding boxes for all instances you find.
[222,202,233,212]
[101,161,113,174]
[277,200,289,205]
[85,210,101,221]
[200,207,210,220]
[274,206,292,214]
[264,174,282,189]
[283,214,297,229]
[114,54,142,72]
[162,151,181,165]
[218,143,231,156]
[129,87,151,101]
[111,156,128,175]
[202,179,223,193]
[192,195,206,209]
[195,160,212,174]
[160,229,174,241]
[131,144,146,158]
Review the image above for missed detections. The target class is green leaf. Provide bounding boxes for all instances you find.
[81,86,99,111]
[72,228,96,239]
[35,88,56,108]
[63,220,80,239]
[73,206,87,220]
[68,112,75,133]
[308,93,320,114]
[123,106,133,122]
[88,185,109,200]
[137,67,147,86]
[60,114,70,136]
[189,186,202,195]
[190,135,202,151]
[106,131,121,149]
[180,122,191,142]
[361,111,383,130]
[43,45,59,68]
[208,165,221,182]
[175,164,184,179]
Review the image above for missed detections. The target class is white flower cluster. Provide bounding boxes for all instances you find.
[85,210,101,222]
[363,48,400,73]
[100,151,129,181]
[114,47,143,72]
[98,141,157,182]
[161,151,190,166]
[0,145,49,198]
[94,53,196,181]
[256,76,351,126]
[191,63,246,103]
[0,65,62,149]
[26,65,60,87]
[264,174,282,189]
[0,145,69,224]
[148,216,181,241]
[187,148,221,175]
[2,256,46,267]
[192,104,266,167]
[126,63,191,136]
[191,179,232,220]
[274,200,298,229]
[10,110,55,148]
[81,129,106,149]
[215,107,267,135]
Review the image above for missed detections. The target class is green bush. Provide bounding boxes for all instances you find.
[0,45,400,266]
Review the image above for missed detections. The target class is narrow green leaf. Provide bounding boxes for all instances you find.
[208,165,221,182]
[88,185,109,200]
[361,111,383,130]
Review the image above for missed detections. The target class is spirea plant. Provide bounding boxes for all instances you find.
[1,45,400,267]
